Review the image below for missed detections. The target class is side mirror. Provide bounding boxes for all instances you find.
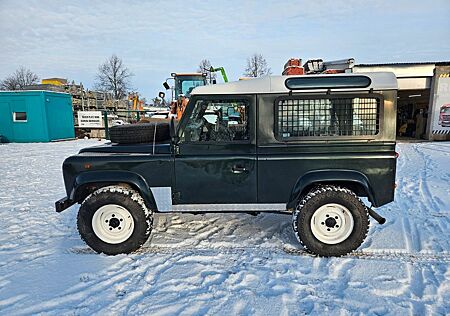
[158,91,165,99]
[163,82,170,90]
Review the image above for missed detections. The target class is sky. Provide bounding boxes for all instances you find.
[0,0,449,101]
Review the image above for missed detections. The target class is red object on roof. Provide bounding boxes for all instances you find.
[283,66,305,75]
[322,69,345,74]
[284,58,302,68]
[283,58,304,75]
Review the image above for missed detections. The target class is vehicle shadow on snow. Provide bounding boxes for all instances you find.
[149,212,298,248]
[70,212,299,255]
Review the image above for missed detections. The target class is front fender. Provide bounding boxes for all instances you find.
[70,170,157,210]
[286,169,375,210]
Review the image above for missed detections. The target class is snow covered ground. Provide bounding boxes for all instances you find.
[0,140,449,315]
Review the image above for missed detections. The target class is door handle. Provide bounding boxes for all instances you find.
[231,165,248,174]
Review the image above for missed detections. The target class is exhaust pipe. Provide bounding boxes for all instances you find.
[368,208,386,224]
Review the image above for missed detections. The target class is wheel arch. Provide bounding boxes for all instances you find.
[286,169,376,210]
[70,170,158,211]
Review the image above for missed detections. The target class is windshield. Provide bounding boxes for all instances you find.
[441,105,450,113]
[181,79,204,96]
[175,76,206,98]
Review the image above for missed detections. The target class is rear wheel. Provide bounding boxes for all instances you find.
[77,185,153,255]
[292,185,369,257]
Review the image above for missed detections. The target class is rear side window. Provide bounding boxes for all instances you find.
[275,95,381,139]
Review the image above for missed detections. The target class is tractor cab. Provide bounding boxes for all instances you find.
[164,73,207,120]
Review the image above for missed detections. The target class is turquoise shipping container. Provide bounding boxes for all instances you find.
[0,90,74,142]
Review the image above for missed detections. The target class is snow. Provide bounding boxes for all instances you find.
[0,140,449,315]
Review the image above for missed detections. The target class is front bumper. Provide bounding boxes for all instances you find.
[55,197,75,212]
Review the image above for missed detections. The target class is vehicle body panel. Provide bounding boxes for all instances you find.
[257,143,396,207]
[61,149,174,209]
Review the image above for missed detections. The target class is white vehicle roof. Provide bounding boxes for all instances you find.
[191,72,397,95]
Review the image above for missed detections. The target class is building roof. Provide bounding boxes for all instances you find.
[0,90,70,96]
[356,61,450,67]
[191,72,397,95]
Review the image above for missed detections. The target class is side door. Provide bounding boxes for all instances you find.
[174,95,257,205]
[0,102,13,140]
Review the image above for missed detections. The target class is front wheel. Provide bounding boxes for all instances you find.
[292,185,369,257]
[77,185,153,255]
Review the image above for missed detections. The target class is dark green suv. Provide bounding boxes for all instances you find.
[56,73,398,257]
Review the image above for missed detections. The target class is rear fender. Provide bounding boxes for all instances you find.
[70,170,157,210]
[286,169,375,210]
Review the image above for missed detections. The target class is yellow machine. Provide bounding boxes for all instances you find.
[128,93,144,111]
[41,78,67,86]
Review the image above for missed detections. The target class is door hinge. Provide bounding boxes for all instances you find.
[173,144,180,155]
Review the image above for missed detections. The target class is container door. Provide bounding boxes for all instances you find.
[0,102,13,141]
[10,100,29,142]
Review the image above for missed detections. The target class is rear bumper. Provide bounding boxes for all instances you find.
[55,197,75,212]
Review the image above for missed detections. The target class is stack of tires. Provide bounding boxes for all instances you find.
[109,120,171,144]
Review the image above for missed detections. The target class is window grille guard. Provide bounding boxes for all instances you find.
[276,96,380,138]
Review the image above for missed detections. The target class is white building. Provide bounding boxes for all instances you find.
[353,62,450,141]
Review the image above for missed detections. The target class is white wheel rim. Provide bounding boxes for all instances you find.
[310,203,354,245]
[92,204,135,244]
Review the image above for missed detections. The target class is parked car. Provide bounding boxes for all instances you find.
[438,104,450,127]
[56,73,398,257]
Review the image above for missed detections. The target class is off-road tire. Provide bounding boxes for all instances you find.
[109,121,170,144]
[292,185,369,257]
[77,185,153,255]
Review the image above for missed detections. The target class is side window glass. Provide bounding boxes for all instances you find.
[181,100,249,142]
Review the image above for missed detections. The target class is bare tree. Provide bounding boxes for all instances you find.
[95,54,133,100]
[0,67,39,90]
[243,53,271,77]
[197,59,216,83]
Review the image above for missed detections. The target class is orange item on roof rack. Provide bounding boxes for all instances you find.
[283,58,304,75]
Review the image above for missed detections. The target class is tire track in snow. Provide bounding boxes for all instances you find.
[12,254,184,316]
[284,247,450,264]
[413,144,443,212]
[397,144,441,315]
[70,245,450,264]
[402,160,425,316]
[395,144,449,251]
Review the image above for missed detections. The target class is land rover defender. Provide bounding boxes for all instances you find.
[56,73,398,257]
